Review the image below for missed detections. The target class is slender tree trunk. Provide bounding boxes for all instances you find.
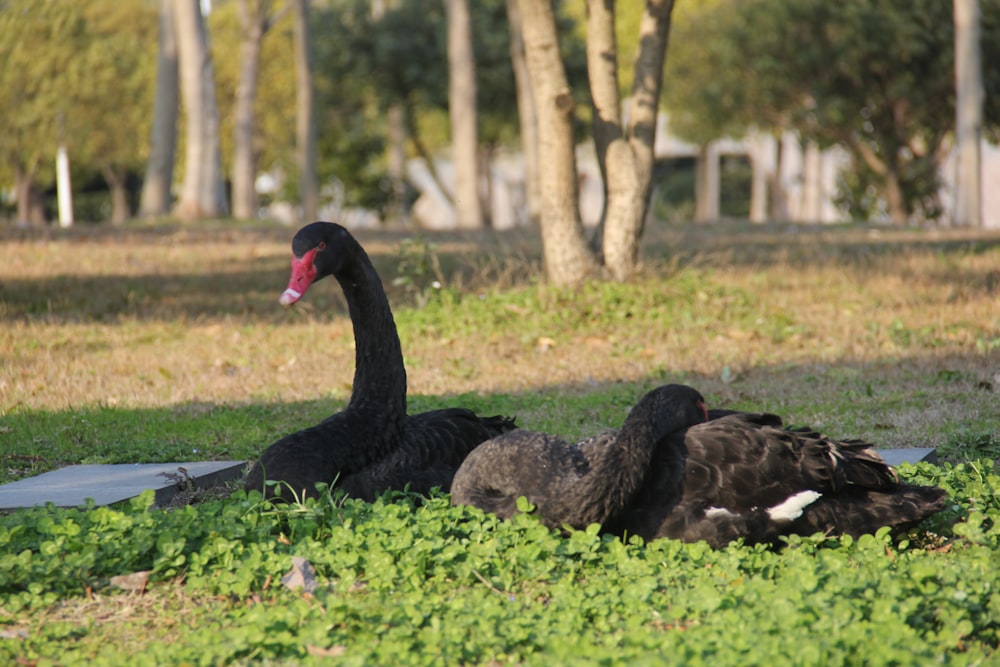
[800,140,822,222]
[445,0,482,229]
[232,0,272,220]
[885,168,908,225]
[518,0,598,285]
[588,0,674,280]
[694,142,719,221]
[506,0,540,226]
[139,0,179,218]
[386,104,407,225]
[292,0,318,222]
[14,163,45,227]
[953,0,983,227]
[102,166,131,225]
[748,132,769,223]
[769,130,788,221]
[585,0,619,252]
[172,0,227,220]
[372,0,406,226]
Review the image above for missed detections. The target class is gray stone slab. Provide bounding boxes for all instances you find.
[875,447,937,468]
[0,461,247,512]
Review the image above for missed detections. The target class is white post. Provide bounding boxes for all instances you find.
[56,145,74,228]
[954,0,983,227]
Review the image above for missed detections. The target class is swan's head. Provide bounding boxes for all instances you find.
[627,384,709,435]
[279,222,353,306]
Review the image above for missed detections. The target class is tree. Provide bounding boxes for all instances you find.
[587,0,674,280]
[445,0,483,228]
[71,2,159,224]
[0,0,84,225]
[172,0,228,220]
[515,0,676,284]
[1,0,157,225]
[663,0,797,222]
[518,0,599,284]
[292,0,318,222]
[954,0,984,227]
[505,0,541,225]
[230,0,285,220]
[140,0,180,219]
[665,0,1000,225]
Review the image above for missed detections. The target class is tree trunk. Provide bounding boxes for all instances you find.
[232,0,273,220]
[800,139,822,222]
[769,131,788,221]
[748,132,769,223]
[589,0,674,280]
[518,0,598,285]
[884,168,908,225]
[172,0,227,220]
[445,0,482,229]
[139,0,179,219]
[694,142,719,221]
[292,0,318,222]
[102,166,132,225]
[953,0,983,227]
[386,104,407,225]
[14,164,45,227]
[506,0,540,226]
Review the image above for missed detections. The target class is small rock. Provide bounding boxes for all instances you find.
[281,556,318,593]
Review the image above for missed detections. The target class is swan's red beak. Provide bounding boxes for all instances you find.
[697,400,709,423]
[279,248,320,307]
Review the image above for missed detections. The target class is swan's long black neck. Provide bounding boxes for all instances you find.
[334,245,407,424]
[599,399,693,517]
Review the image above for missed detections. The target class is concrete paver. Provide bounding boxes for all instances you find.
[0,461,247,512]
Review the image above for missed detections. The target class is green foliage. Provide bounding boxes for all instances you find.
[665,0,1000,222]
[0,0,157,195]
[1,462,998,664]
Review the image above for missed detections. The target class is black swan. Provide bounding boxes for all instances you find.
[244,222,516,502]
[450,384,710,530]
[452,384,948,548]
[607,404,949,547]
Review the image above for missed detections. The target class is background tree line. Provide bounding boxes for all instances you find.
[1,0,996,283]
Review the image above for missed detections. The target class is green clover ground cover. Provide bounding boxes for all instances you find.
[3,226,999,664]
[1,460,998,666]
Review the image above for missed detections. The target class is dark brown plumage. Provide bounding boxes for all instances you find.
[244,222,515,502]
[450,384,709,530]
[607,407,948,547]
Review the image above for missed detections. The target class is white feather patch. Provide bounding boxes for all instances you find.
[705,507,736,518]
[767,490,822,522]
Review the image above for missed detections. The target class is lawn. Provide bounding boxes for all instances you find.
[1,220,999,665]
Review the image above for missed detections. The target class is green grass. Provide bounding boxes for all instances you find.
[1,221,1000,664]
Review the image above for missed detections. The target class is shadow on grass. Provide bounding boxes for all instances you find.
[3,356,997,485]
[2,222,999,324]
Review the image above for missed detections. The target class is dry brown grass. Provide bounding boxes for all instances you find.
[1,221,998,453]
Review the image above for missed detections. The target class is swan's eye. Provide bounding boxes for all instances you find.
[317,242,326,250]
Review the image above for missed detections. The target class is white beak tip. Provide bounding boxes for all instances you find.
[279,288,302,307]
